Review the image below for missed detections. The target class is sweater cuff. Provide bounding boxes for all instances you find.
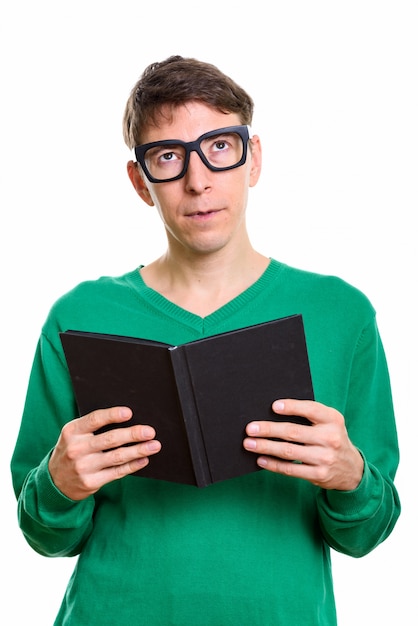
[35,451,93,514]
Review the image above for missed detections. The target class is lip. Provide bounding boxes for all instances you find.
[186,208,223,218]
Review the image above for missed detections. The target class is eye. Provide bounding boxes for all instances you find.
[213,139,227,151]
[145,146,185,169]
[157,149,182,163]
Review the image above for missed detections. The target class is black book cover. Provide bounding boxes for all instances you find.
[60,314,314,487]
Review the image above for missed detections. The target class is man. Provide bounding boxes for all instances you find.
[11,55,400,625]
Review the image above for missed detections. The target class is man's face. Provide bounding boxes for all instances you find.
[128,101,262,257]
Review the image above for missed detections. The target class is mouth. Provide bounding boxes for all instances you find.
[187,208,223,218]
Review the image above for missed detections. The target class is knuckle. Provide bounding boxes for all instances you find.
[88,409,104,430]
[60,420,75,443]
[110,447,126,465]
[113,463,128,479]
[100,430,120,449]
[334,411,345,427]
[323,450,335,467]
[282,461,296,477]
[65,445,81,462]
[130,426,144,442]
[283,442,295,459]
[81,474,98,492]
[315,466,329,482]
[327,431,342,451]
[286,423,302,441]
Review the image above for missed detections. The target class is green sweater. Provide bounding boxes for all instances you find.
[11,259,400,625]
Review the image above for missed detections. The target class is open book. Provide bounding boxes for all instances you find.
[60,314,314,487]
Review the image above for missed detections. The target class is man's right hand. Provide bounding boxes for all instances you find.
[48,407,161,500]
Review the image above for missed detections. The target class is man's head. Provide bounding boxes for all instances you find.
[122,55,254,149]
[124,59,262,257]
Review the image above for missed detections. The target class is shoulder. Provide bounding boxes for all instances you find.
[55,269,140,305]
[269,258,375,317]
[42,269,142,335]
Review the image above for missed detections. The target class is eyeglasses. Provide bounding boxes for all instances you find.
[134,125,251,183]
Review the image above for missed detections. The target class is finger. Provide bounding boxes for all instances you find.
[93,423,157,452]
[272,399,331,425]
[101,438,162,470]
[256,455,322,484]
[246,419,312,444]
[244,434,312,461]
[75,406,134,435]
[70,453,155,497]
[97,455,152,484]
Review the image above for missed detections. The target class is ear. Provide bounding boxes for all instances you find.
[127,160,154,206]
[248,135,262,188]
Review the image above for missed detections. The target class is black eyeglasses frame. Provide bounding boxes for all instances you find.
[134,125,251,183]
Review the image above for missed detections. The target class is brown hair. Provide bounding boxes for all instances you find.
[122,55,254,149]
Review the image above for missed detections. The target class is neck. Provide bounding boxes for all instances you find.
[140,245,269,317]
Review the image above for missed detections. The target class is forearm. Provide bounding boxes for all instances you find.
[317,454,400,557]
[17,454,95,557]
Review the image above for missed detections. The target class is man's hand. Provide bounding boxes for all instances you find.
[48,407,161,500]
[243,399,364,491]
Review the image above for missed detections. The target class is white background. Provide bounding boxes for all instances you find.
[1,1,416,624]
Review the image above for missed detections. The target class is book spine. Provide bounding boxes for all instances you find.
[169,347,212,487]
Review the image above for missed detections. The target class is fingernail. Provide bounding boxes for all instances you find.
[142,426,155,438]
[273,400,285,411]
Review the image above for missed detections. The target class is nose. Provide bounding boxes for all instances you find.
[184,150,212,193]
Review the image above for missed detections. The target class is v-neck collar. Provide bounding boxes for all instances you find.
[125,259,282,334]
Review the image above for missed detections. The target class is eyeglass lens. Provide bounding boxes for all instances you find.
[143,130,245,181]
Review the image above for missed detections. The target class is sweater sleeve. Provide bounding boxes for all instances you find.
[316,316,401,557]
[17,453,95,557]
[11,327,95,557]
